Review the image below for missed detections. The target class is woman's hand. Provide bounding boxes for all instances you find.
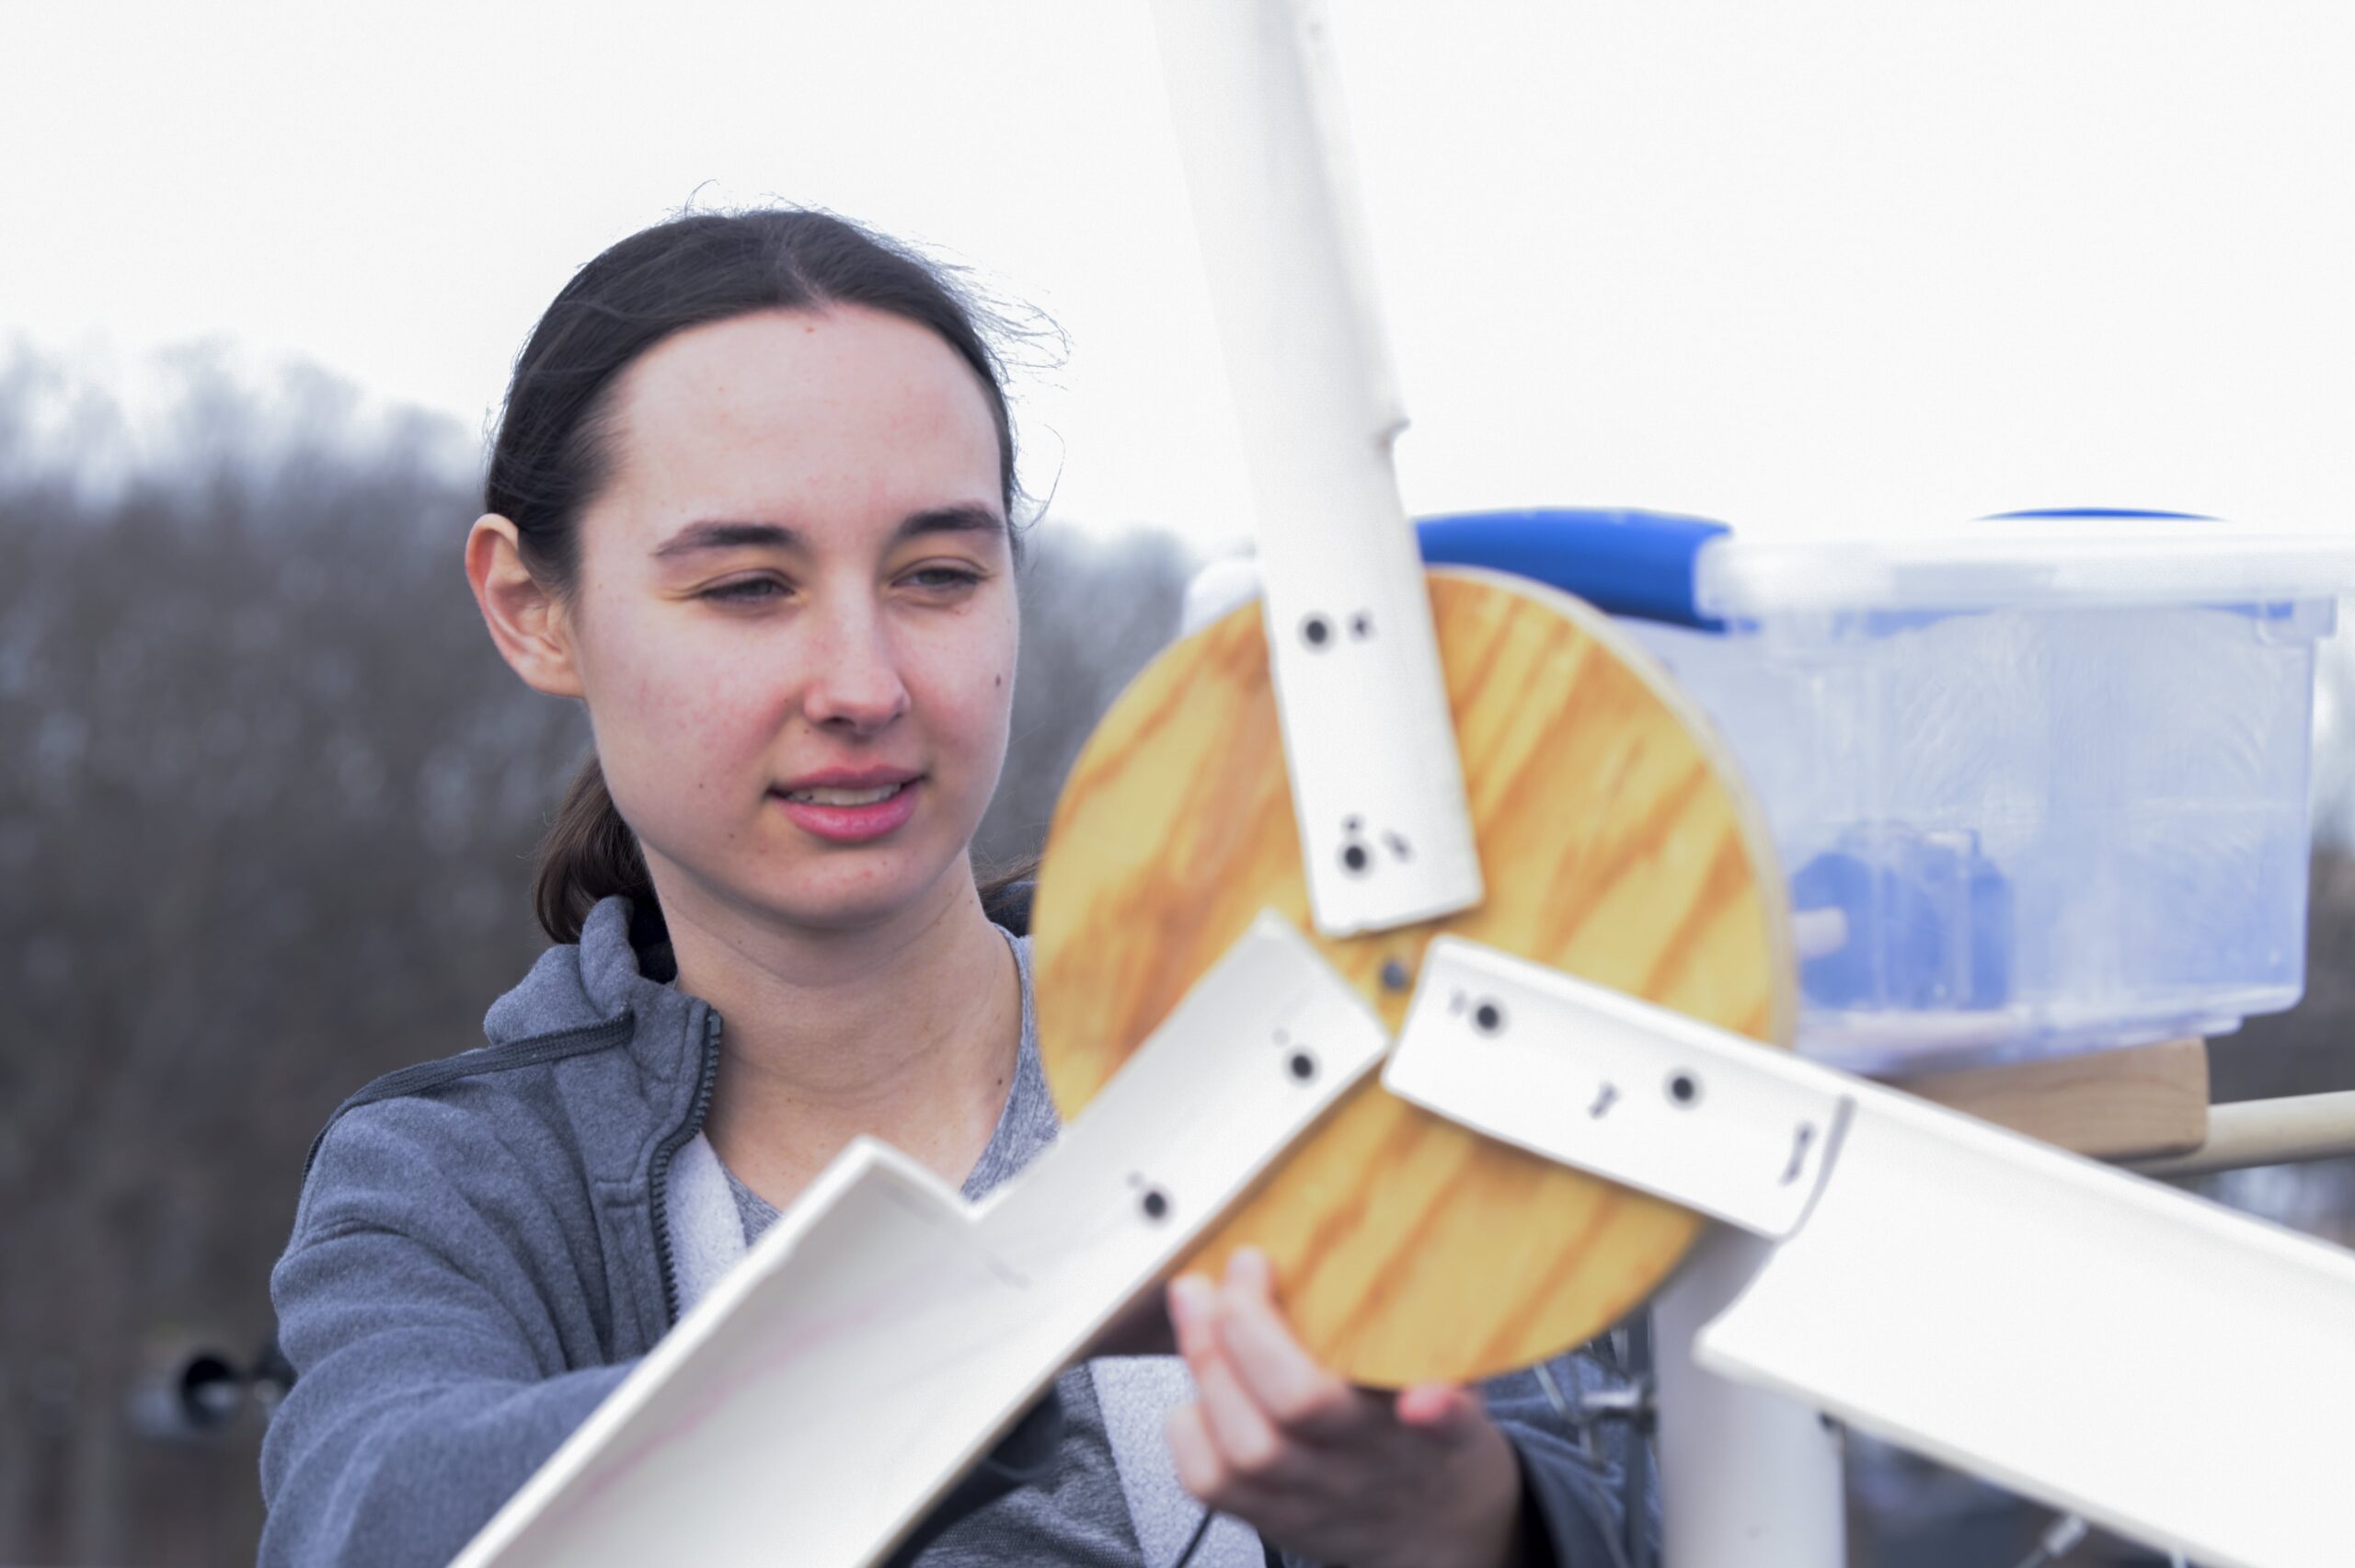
[1164,1248,1533,1568]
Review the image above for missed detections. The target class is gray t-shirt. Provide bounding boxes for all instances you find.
[719,933,1174,1567]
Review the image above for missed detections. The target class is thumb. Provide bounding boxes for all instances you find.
[1394,1382,1484,1441]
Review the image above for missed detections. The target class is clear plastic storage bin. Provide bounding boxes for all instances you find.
[1612,513,2355,1070]
[1206,510,2355,1072]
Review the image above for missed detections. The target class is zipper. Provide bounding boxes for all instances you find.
[300,1015,635,1183]
[648,1005,724,1328]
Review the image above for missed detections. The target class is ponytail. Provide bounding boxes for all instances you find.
[974,858,1039,935]
[535,756,660,945]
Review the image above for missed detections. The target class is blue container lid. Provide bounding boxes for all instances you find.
[1415,508,1729,629]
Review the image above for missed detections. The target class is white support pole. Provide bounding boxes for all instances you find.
[1653,1229,1847,1568]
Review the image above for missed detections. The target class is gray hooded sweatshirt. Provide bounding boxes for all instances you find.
[260,896,1643,1566]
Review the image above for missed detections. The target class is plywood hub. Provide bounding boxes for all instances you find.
[1034,569,1798,1387]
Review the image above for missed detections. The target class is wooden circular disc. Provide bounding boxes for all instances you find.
[1032,568,1796,1387]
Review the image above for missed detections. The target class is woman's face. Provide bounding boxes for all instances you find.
[562,305,1017,933]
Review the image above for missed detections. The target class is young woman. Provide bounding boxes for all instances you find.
[259,210,1639,1567]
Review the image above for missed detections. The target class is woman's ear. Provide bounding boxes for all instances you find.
[466,514,585,698]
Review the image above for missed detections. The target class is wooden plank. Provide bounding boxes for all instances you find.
[1033,568,1800,1387]
[1890,1037,2210,1162]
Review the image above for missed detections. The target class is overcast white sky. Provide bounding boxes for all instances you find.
[4,1,2352,554]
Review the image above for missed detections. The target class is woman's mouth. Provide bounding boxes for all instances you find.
[771,778,921,842]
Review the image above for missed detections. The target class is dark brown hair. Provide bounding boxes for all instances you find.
[487,210,1030,944]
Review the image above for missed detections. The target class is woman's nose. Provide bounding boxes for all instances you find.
[800,603,913,734]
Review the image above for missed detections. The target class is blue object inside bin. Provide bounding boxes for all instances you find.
[1792,830,2014,1013]
[1415,508,1729,629]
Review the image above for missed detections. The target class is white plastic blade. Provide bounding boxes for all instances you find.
[1700,1075,2355,1568]
[1388,936,2355,1568]
[1152,0,1481,936]
[1384,938,1850,1239]
[452,914,1389,1568]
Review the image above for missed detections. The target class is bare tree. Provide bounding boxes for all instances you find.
[979,521,1196,867]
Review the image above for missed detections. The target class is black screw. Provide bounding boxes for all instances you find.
[1379,958,1410,991]
[1302,614,1332,648]
[1472,1001,1504,1036]
[1667,1072,1701,1107]
[1340,842,1371,874]
[1140,1187,1171,1221]
[1288,1050,1317,1082]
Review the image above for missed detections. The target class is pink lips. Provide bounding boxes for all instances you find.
[770,772,922,843]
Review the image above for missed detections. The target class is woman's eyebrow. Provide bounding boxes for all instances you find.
[895,504,1006,543]
[652,520,801,559]
[652,507,1002,560]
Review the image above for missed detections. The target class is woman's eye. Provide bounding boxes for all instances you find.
[701,577,788,604]
[903,566,984,594]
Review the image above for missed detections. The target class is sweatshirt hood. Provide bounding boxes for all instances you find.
[482,896,702,1068]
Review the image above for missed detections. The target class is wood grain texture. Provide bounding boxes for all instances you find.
[1894,1037,2211,1162]
[1032,568,1798,1386]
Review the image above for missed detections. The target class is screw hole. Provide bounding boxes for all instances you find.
[1302,614,1332,648]
[1140,1188,1171,1221]
[1667,1072,1701,1107]
[1472,1001,1505,1036]
[1288,1051,1317,1082]
[1340,842,1371,875]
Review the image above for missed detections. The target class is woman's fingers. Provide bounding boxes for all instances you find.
[1212,1255,1364,1442]
[1167,1275,1218,1359]
[1170,1272,1288,1479]
[1164,1395,1228,1498]
[1190,1330,1289,1476]
[1223,1245,1276,1298]
[1166,1253,1528,1563]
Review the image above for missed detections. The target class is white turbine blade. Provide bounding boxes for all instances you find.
[1388,937,2355,1568]
[1151,0,1481,936]
[452,914,1390,1568]
[1699,1075,2355,1568]
[1384,939,1851,1240]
